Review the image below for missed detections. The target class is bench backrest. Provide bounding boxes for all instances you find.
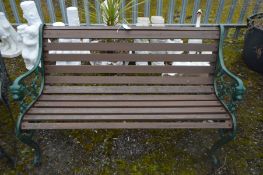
[43,26,220,92]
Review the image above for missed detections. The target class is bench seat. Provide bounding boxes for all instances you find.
[22,90,231,129]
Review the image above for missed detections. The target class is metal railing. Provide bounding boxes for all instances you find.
[0,0,262,36]
[1,0,262,25]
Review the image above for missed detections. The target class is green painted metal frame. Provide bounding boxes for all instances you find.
[215,25,245,112]
[10,24,45,166]
[211,24,245,167]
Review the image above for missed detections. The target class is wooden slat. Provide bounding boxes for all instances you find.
[39,94,218,101]
[44,53,217,62]
[45,65,215,74]
[45,76,213,85]
[28,107,226,114]
[34,101,221,107]
[44,43,218,52]
[43,86,214,94]
[43,29,219,39]
[24,114,229,121]
[22,121,231,129]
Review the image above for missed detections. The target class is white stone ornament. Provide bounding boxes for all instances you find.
[18,1,42,70]
[137,17,151,25]
[0,12,22,58]
[134,17,150,66]
[20,1,42,26]
[67,7,80,27]
[150,16,165,66]
[151,16,165,26]
[17,24,40,70]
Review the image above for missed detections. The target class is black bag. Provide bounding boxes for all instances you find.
[244,13,263,74]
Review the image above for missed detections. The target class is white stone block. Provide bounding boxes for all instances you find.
[151,16,165,24]
[20,1,42,26]
[67,7,80,26]
[137,17,150,25]
[19,1,42,70]
[17,24,40,70]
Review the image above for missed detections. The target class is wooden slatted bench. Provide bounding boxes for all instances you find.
[10,24,245,166]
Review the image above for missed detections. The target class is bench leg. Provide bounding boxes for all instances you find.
[209,121,237,168]
[17,132,41,166]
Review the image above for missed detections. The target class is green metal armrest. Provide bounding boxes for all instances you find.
[214,25,245,114]
[10,24,45,130]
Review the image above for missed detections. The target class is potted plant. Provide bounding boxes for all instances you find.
[244,13,263,74]
[91,0,141,66]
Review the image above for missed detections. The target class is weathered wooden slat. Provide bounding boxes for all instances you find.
[28,107,226,114]
[43,29,220,39]
[44,43,218,52]
[34,101,221,107]
[45,65,215,74]
[24,114,229,121]
[45,76,213,85]
[43,86,214,94]
[39,94,218,101]
[44,53,217,62]
[22,121,231,129]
